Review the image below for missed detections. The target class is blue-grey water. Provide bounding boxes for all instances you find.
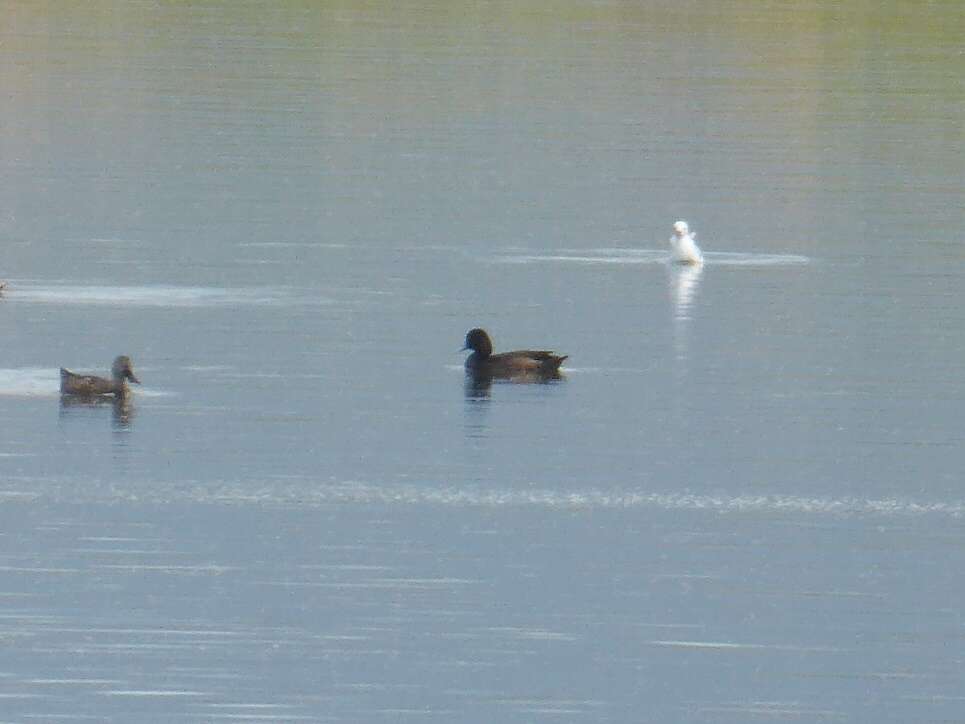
[2,1,964,721]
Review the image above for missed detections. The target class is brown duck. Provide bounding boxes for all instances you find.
[60,356,141,396]
[462,328,567,379]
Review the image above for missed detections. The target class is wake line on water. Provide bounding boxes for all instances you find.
[263,484,965,517]
[494,250,809,267]
[3,284,325,308]
[20,480,958,518]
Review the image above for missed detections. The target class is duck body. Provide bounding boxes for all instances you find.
[670,220,703,265]
[60,355,140,397]
[462,328,567,380]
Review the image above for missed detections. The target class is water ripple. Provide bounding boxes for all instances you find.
[9,478,961,519]
[494,249,809,266]
[4,284,323,308]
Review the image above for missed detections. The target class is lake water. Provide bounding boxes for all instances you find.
[1,1,964,721]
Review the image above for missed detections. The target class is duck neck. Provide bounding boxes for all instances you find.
[474,337,493,358]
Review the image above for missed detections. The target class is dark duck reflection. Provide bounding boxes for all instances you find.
[462,328,567,391]
[59,393,136,429]
[60,355,140,397]
[464,372,494,400]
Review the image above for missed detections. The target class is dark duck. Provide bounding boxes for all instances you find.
[462,328,567,380]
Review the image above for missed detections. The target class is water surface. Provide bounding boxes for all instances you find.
[1,1,964,721]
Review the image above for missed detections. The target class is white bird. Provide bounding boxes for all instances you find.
[669,220,703,265]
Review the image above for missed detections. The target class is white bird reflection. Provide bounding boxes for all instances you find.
[669,262,704,365]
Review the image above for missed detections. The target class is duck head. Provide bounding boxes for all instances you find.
[672,220,691,239]
[462,328,493,358]
[111,356,141,385]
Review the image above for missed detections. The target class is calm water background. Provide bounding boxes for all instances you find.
[1,1,964,721]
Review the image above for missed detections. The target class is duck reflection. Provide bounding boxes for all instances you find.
[463,368,565,401]
[463,375,492,447]
[59,394,136,429]
[464,373,494,400]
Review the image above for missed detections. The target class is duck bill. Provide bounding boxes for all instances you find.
[128,373,141,384]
